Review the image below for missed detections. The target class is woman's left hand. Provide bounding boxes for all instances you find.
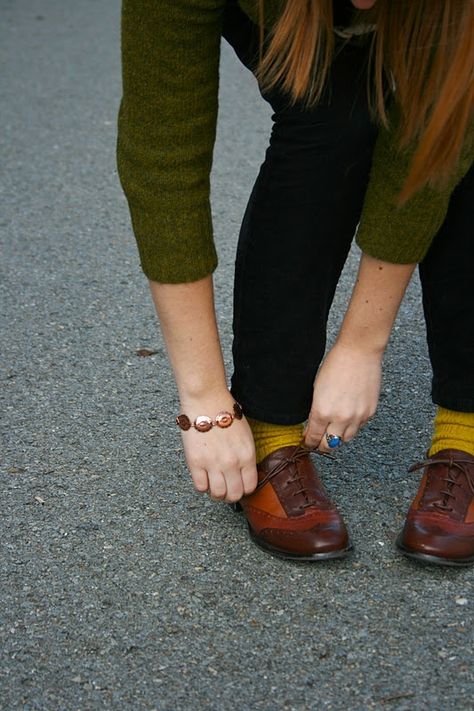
[303,342,382,452]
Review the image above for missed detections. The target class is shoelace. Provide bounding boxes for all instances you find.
[256,444,335,510]
[409,455,474,513]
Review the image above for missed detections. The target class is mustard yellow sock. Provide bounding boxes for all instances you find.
[247,417,305,464]
[429,407,474,457]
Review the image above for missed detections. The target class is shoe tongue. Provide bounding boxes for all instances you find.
[257,444,305,473]
[430,448,474,463]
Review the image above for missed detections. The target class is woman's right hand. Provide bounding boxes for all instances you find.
[148,275,258,502]
[179,393,258,503]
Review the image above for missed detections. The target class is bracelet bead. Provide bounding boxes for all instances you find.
[194,415,213,432]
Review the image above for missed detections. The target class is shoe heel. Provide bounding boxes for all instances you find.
[229,501,243,512]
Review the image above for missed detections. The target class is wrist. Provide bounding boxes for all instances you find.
[176,389,243,433]
[176,368,229,402]
[334,333,387,358]
[176,400,243,432]
[178,383,236,409]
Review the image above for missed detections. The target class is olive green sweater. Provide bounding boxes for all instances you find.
[116,0,473,283]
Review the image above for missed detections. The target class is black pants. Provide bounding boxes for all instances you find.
[223,3,474,424]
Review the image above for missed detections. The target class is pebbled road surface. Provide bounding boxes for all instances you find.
[1,1,472,709]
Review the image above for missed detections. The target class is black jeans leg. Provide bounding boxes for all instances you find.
[419,162,474,413]
[230,40,379,424]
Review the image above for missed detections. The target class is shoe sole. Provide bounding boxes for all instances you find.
[248,524,353,561]
[229,502,353,562]
[395,536,474,567]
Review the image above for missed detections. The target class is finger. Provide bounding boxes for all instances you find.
[303,415,329,449]
[318,423,345,453]
[190,467,209,493]
[241,464,258,495]
[208,471,227,501]
[342,421,362,443]
[223,468,244,503]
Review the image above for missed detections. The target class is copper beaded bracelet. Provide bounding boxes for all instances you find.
[176,401,243,433]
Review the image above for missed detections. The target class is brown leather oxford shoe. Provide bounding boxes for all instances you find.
[233,444,352,561]
[396,449,474,567]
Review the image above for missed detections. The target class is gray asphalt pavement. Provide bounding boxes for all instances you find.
[1,1,472,709]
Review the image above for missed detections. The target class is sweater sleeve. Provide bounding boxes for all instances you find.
[117,0,226,283]
[356,106,474,264]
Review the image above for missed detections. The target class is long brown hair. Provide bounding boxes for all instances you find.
[257,0,474,203]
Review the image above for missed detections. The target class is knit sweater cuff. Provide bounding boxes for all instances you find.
[355,185,448,264]
[356,107,474,265]
[130,202,218,284]
[356,126,445,264]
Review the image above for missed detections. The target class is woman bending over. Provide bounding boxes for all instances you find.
[117,0,474,564]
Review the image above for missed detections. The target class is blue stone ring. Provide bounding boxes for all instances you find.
[326,433,342,449]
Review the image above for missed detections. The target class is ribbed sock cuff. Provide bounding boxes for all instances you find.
[247,417,304,464]
[429,407,474,457]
